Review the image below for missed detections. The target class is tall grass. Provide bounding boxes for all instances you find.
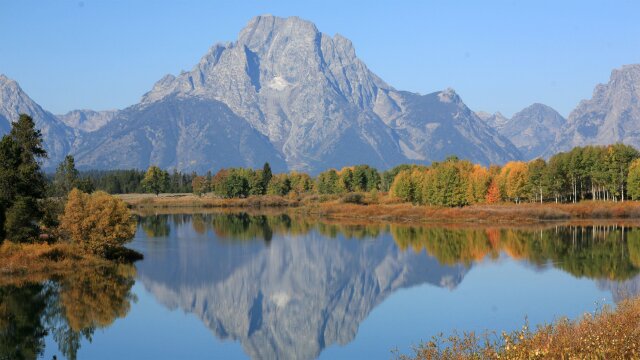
[395,297,640,359]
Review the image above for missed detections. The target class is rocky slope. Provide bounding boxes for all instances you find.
[477,111,509,130]
[551,64,640,155]
[0,74,73,168]
[8,16,640,173]
[57,109,118,132]
[1,16,522,173]
[480,104,566,160]
[134,15,520,172]
[73,96,287,173]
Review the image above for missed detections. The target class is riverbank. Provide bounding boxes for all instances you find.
[120,193,640,224]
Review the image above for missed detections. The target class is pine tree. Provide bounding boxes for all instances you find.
[53,155,80,196]
[262,162,272,193]
[0,114,48,242]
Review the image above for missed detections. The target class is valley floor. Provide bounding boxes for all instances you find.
[120,193,640,224]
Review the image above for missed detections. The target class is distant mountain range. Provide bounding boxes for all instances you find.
[1,15,640,173]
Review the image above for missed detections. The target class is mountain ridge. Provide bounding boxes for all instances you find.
[2,16,640,172]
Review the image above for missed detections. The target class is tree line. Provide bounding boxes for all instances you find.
[0,114,136,257]
[20,113,640,208]
[388,144,640,206]
[175,144,640,206]
[50,167,195,195]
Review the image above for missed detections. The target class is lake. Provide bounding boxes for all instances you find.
[3,212,640,359]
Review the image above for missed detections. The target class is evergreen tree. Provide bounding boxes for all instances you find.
[0,114,48,242]
[262,162,273,192]
[53,155,80,196]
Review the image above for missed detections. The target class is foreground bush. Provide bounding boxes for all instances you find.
[396,297,640,359]
[59,189,136,257]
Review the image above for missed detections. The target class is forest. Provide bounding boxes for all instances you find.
[118,143,640,207]
[0,114,137,259]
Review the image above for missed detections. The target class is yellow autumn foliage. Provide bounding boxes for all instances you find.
[59,189,136,257]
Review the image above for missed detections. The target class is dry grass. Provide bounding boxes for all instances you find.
[296,200,640,224]
[119,193,640,224]
[0,242,132,286]
[396,296,640,359]
[119,193,300,209]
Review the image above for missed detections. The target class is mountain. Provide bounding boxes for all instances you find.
[1,16,521,173]
[0,74,73,167]
[481,104,566,160]
[57,109,118,132]
[476,111,509,130]
[73,96,287,172]
[552,64,640,154]
[129,15,520,172]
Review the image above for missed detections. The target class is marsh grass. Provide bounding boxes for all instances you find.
[120,193,640,223]
[395,297,640,359]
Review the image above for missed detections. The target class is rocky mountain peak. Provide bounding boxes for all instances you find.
[438,88,461,104]
[237,15,320,53]
[476,111,509,130]
[0,74,18,89]
[0,74,72,166]
[552,63,640,154]
[481,103,566,161]
[2,17,525,173]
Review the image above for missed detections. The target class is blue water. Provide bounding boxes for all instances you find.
[31,214,639,359]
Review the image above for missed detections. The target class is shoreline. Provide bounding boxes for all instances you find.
[0,242,142,286]
[119,193,640,225]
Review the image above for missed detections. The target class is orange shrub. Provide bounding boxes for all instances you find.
[59,189,136,257]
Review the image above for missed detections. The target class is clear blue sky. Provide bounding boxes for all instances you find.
[1,0,639,117]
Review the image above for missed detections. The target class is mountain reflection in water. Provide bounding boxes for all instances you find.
[2,212,640,360]
[134,213,640,360]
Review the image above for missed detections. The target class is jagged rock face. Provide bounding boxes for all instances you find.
[135,220,467,360]
[73,96,287,173]
[554,64,640,153]
[378,90,521,164]
[492,104,566,160]
[0,16,524,172]
[0,74,73,168]
[140,15,520,172]
[477,111,509,130]
[57,109,118,132]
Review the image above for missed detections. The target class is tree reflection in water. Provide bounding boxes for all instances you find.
[175,212,640,282]
[3,212,640,360]
[137,212,640,282]
[0,263,136,360]
[134,213,640,359]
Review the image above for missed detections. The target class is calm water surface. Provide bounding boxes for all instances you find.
[4,212,640,359]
